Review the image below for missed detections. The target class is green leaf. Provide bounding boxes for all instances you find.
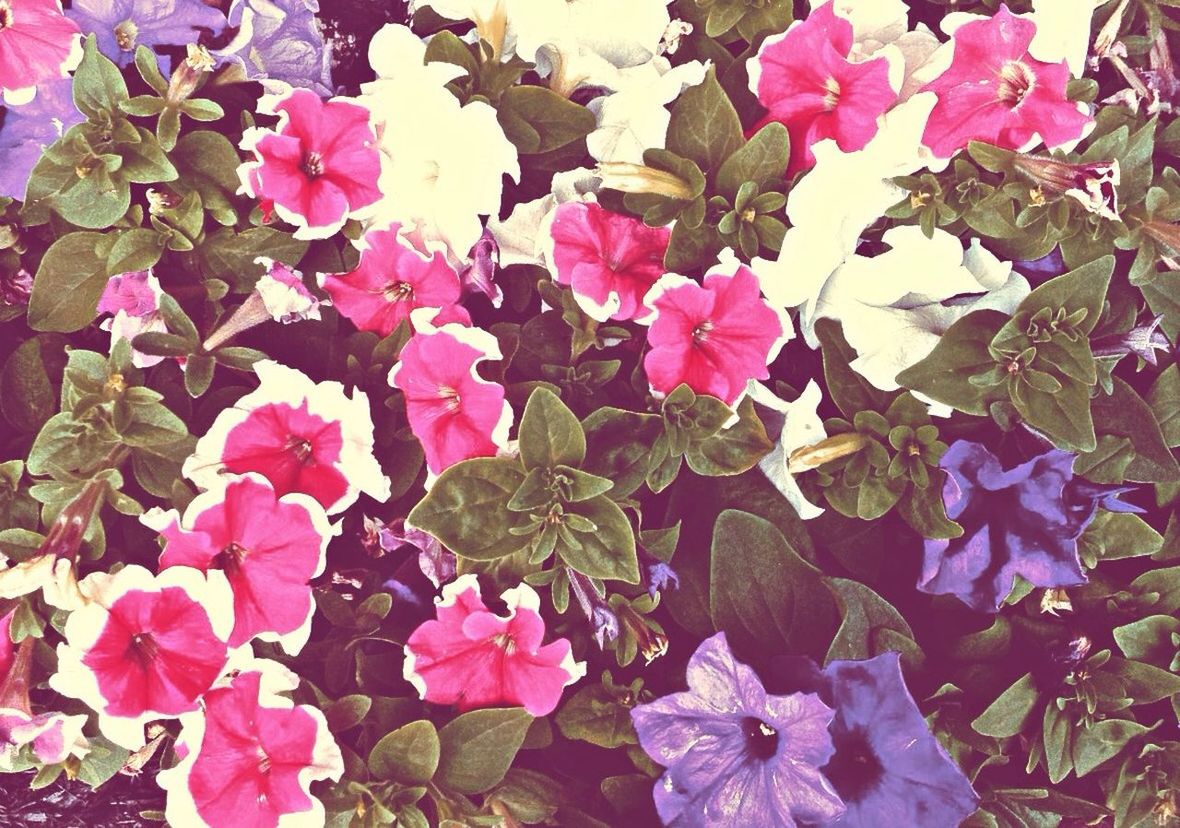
[497,86,596,155]
[27,232,110,332]
[170,131,242,225]
[369,720,440,785]
[1072,719,1148,778]
[710,510,837,660]
[666,66,744,175]
[896,310,1009,416]
[1113,614,1180,663]
[823,576,920,666]
[1147,364,1180,448]
[1013,376,1096,453]
[715,122,790,200]
[436,708,533,795]
[518,387,586,471]
[814,317,898,418]
[325,694,372,732]
[183,353,215,398]
[1077,511,1163,566]
[972,673,1039,738]
[119,127,178,184]
[686,397,773,476]
[581,408,662,499]
[559,495,640,583]
[1089,377,1180,482]
[997,256,1114,343]
[1106,655,1180,704]
[197,227,308,289]
[407,458,531,560]
[1042,704,1074,784]
[555,684,637,749]
[106,228,164,275]
[73,35,129,119]
[1,338,56,433]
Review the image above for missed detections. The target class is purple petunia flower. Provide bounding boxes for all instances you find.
[919,440,1137,612]
[0,77,84,200]
[631,633,846,827]
[820,652,979,827]
[67,0,226,68]
[215,0,333,96]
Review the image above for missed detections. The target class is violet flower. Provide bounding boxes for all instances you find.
[216,0,333,96]
[68,0,227,68]
[631,633,845,827]
[0,77,84,201]
[919,441,1137,612]
[820,652,979,827]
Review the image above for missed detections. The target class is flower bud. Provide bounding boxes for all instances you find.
[596,162,695,200]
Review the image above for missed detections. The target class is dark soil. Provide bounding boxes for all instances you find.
[0,769,164,828]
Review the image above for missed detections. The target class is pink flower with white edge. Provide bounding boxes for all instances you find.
[404,574,585,716]
[255,257,323,324]
[48,565,235,749]
[640,256,793,406]
[239,88,383,240]
[749,2,898,175]
[0,610,89,770]
[920,4,1091,159]
[183,360,390,515]
[388,311,513,477]
[548,201,671,322]
[96,270,168,369]
[158,658,344,828]
[146,473,337,655]
[0,0,81,105]
[320,223,469,336]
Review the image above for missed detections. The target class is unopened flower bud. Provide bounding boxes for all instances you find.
[788,432,871,473]
[596,162,695,201]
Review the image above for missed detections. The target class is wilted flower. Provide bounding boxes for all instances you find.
[404,574,585,716]
[148,474,336,655]
[158,659,344,828]
[631,632,846,827]
[920,5,1091,158]
[320,224,468,336]
[49,565,235,749]
[0,269,33,308]
[0,0,81,105]
[367,517,456,587]
[1012,155,1120,221]
[750,2,899,174]
[1091,314,1171,367]
[388,314,513,477]
[820,652,979,827]
[184,360,390,515]
[202,259,323,351]
[595,161,694,200]
[918,441,1137,611]
[67,0,226,68]
[549,201,671,322]
[459,229,502,306]
[239,88,383,240]
[641,257,793,405]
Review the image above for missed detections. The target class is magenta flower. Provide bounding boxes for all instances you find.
[321,224,469,336]
[404,574,585,716]
[0,0,80,105]
[749,3,898,175]
[184,360,390,515]
[239,88,383,240]
[96,269,168,368]
[255,257,323,324]
[148,474,336,655]
[158,659,344,828]
[388,317,513,477]
[631,633,845,826]
[641,260,792,406]
[0,610,89,769]
[920,5,1091,159]
[549,201,671,322]
[49,565,235,749]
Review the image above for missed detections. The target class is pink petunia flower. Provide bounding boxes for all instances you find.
[183,360,390,515]
[0,610,89,770]
[96,270,169,368]
[146,474,337,655]
[254,257,323,324]
[640,257,793,406]
[749,2,898,175]
[404,574,585,716]
[239,88,383,240]
[320,223,469,336]
[49,565,235,749]
[548,201,671,322]
[158,658,344,828]
[388,312,513,477]
[0,0,81,105]
[920,4,1091,159]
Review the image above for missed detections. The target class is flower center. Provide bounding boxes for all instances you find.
[823,76,842,110]
[691,320,714,344]
[214,541,249,575]
[114,19,138,51]
[384,281,414,302]
[0,2,12,30]
[997,61,1035,108]
[823,726,884,803]
[127,632,160,664]
[302,151,324,178]
[741,717,779,761]
[438,385,461,412]
[492,632,517,655]
[285,435,314,464]
[256,746,272,775]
